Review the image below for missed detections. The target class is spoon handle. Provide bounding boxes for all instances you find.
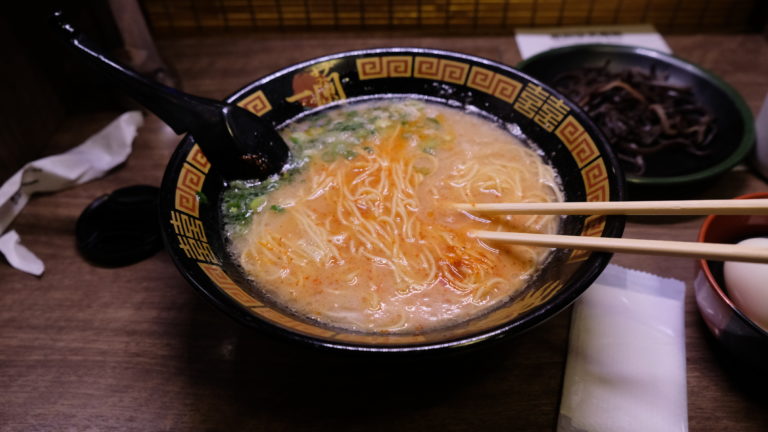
[50,10,221,136]
[51,10,290,180]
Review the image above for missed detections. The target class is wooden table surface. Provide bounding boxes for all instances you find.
[2,33,768,431]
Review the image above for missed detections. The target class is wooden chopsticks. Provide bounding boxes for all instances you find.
[457,199,768,263]
[454,199,768,216]
[471,231,768,264]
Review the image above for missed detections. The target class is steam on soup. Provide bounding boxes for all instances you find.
[222,99,562,333]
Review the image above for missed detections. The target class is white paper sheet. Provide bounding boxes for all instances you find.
[558,264,688,432]
[515,24,671,60]
[0,111,144,276]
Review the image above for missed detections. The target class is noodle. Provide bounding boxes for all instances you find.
[222,99,562,333]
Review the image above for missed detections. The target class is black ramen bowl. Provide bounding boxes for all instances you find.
[518,44,755,193]
[159,48,625,353]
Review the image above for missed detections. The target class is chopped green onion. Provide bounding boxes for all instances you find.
[249,197,266,212]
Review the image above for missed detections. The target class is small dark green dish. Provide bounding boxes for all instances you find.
[159,48,625,353]
[518,44,755,189]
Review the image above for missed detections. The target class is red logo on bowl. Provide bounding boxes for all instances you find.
[286,60,347,108]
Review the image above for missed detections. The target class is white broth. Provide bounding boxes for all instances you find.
[222,99,562,333]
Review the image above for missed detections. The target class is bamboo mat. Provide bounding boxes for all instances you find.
[140,0,766,36]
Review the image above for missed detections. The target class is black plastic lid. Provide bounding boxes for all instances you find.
[76,185,163,267]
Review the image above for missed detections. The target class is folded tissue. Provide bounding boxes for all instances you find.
[0,111,143,276]
[558,264,688,432]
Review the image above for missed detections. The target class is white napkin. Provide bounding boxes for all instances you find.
[0,111,144,276]
[558,264,688,432]
[515,24,671,60]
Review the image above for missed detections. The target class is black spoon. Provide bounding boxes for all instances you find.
[51,10,289,181]
[50,11,290,266]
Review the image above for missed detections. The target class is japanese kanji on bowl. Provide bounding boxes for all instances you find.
[159,48,626,353]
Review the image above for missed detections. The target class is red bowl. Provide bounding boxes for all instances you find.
[695,192,768,365]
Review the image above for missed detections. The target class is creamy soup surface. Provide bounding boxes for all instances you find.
[222,99,562,333]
